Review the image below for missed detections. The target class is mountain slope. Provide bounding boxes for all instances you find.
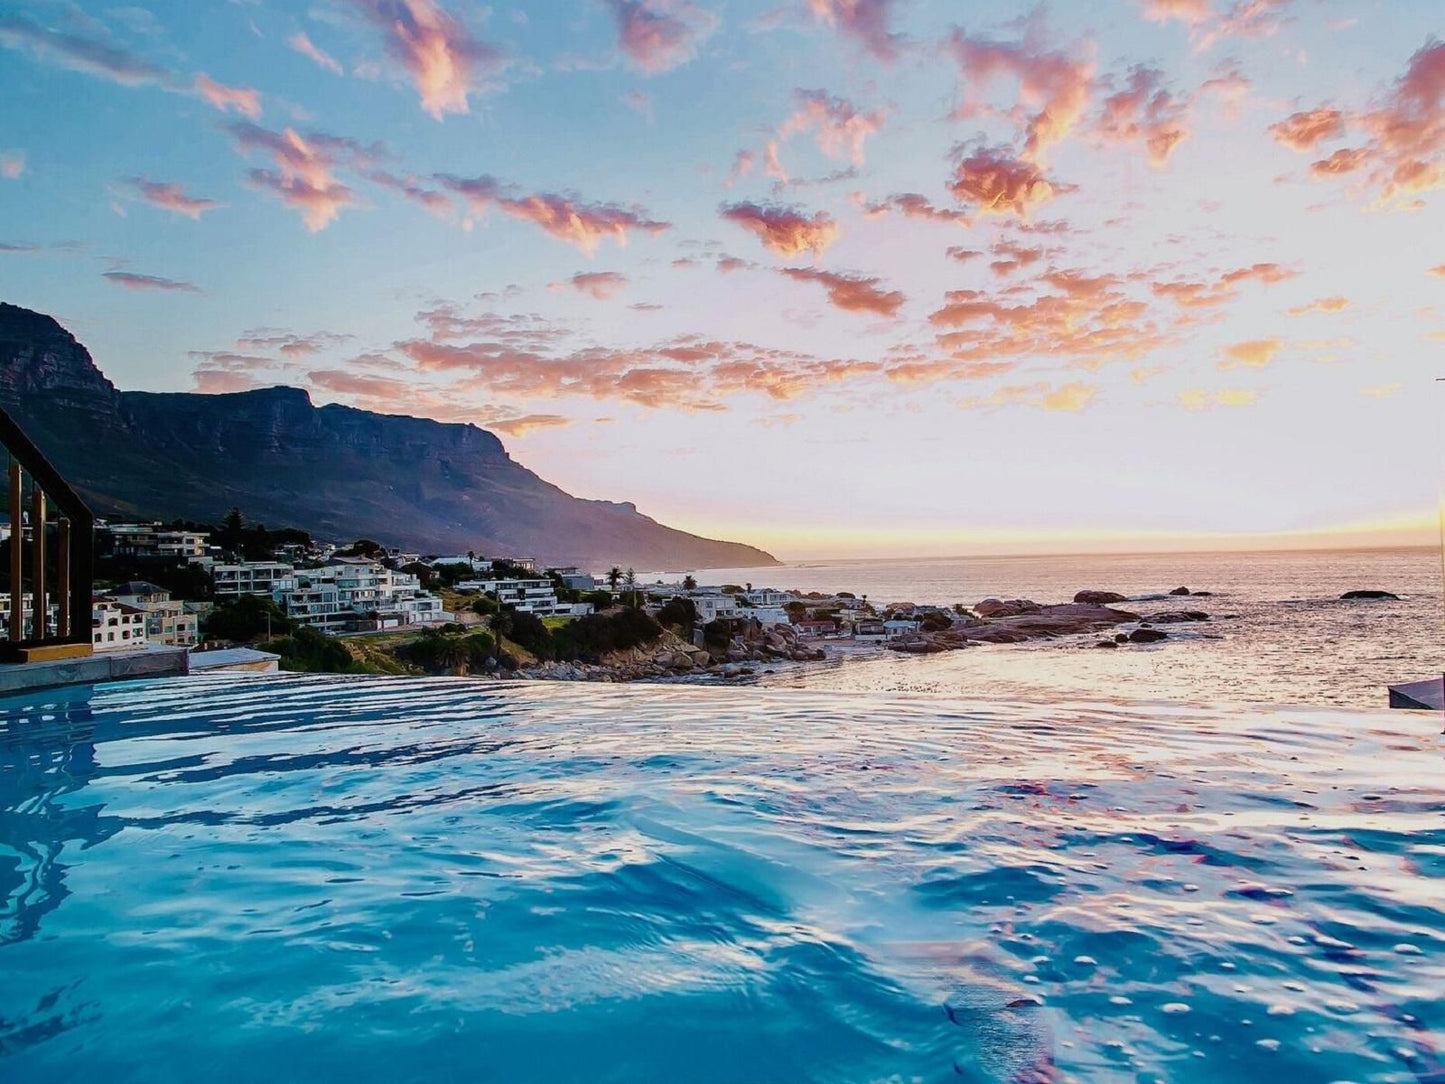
[0,302,777,569]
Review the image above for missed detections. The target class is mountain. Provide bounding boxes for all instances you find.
[0,303,777,570]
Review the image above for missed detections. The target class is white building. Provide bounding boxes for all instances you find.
[107,581,200,646]
[214,561,295,600]
[458,577,572,616]
[92,599,148,651]
[0,593,58,640]
[748,605,792,626]
[273,562,449,633]
[691,595,742,623]
[743,588,794,607]
[883,619,923,639]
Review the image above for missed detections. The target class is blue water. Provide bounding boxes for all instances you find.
[1,674,1442,1083]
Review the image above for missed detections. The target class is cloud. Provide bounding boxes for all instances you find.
[988,239,1045,276]
[1269,107,1344,151]
[1360,383,1402,399]
[1218,337,1283,369]
[857,192,971,226]
[366,170,453,217]
[806,0,900,62]
[726,149,754,187]
[1141,0,1295,51]
[947,28,1094,161]
[1286,296,1349,316]
[959,381,1098,412]
[0,151,23,179]
[235,329,352,357]
[948,146,1061,219]
[194,369,266,393]
[780,267,904,315]
[1094,66,1190,166]
[566,271,629,299]
[436,173,671,252]
[227,122,362,231]
[123,177,221,219]
[488,413,573,435]
[779,89,888,165]
[622,88,654,120]
[0,11,167,86]
[346,0,505,119]
[103,270,201,293]
[1152,261,1297,308]
[605,0,718,74]
[194,73,261,118]
[289,32,344,76]
[719,201,840,257]
[1178,387,1260,409]
[1429,265,1445,277]
[1286,39,1445,210]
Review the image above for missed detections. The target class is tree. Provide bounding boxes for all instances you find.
[682,574,697,591]
[584,589,614,611]
[204,595,291,642]
[624,568,639,609]
[607,566,623,591]
[658,597,697,629]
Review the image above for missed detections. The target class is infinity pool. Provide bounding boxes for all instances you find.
[1,675,1441,1082]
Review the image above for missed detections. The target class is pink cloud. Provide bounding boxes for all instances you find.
[436,173,671,253]
[1141,0,1295,51]
[289,32,344,76]
[227,122,364,232]
[605,0,718,74]
[780,267,904,316]
[0,12,167,86]
[805,0,901,62]
[103,270,201,293]
[0,151,24,179]
[1095,66,1190,166]
[857,192,971,226]
[719,201,840,257]
[779,89,888,165]
[194,74,262,118]
[1270,107,1345,151]
[488,413,573,435]
[947,29,1093,161]
[367,170,453,217]
[948,146,1062,219]
[567,271,629,299]
[124,177,221,219]
[347,0,504,120]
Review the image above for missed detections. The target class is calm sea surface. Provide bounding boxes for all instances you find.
[691,549,1444,708]
[0,675,1440,1083]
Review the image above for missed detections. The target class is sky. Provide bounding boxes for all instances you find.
[1,0,1443,560]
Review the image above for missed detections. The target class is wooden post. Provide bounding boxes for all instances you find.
[8,463,21,643]
[31,486,46,640]
[57,519,71,638]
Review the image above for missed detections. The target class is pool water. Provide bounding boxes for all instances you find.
[1,674,1442,1083]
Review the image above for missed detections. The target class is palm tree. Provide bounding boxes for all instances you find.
[607,566,623,592]
[682,574,697,592]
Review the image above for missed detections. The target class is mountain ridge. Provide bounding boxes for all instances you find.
[0,302,778,570]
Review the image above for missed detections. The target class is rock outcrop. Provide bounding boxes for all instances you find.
[1340,590,1398,600]
[1074,590,1129,605]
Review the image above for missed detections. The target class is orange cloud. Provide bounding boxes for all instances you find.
[124,177,221,219]
[1143,0,1295,51]
[720,201,840,257]
[348,0,504,120]
[780,89,887,165]
[437,173,671,253]
[949,146,1060,218]
[857,192,971,226]
[488,413,572,436]
[0,151,25,179]
[1309,147,1369,176]
[989,239,1045,276]
[959,381,1098,412]
[806,0,900,62]
[1218,337,1283,369]
[1269,107,1344,151]
[605,0,717,74]
[1286,295,1349,316]
[289,32,344,76]
[1095,66,1190,165]
[781,267,904,316]
[567,271,629,299]
[1178,387,1260,409]
[947,30,1093,161]
[1428,265,1445,277]
[1138,0,1210,26]
[228,122,363,231]
[1360,383,1402,399]
[194,74,261,118]
[1153,261,1297,307]
[103,270,201,293]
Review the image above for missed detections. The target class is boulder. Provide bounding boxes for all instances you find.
[888,640,949,654]
[691,651,711,668]
[1114,633,1129,643]
[1148,611,1210,624]
[1169,586,1191,596]
[1074,590,1129,605]
[1129,628,1169,644]
[1094,640,1118,649]
[1341,590,1398,600]
[976,598,1041,618]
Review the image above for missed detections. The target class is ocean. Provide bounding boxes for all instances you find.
[690,548,1443,708]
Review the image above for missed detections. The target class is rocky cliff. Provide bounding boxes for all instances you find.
[0,302,777,569]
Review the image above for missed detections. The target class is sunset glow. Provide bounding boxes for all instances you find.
[3,0,1442,558]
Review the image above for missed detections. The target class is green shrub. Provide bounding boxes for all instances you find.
[263,625,355,673]
[552,609,662,661]
[203,595,291,642]
[491,608,553,659]
[703,619,734,649]
[658,597,697,629]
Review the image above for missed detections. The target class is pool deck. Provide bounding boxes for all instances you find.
[0,646,191,696]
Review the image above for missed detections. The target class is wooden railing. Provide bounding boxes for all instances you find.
[1,406,94,661]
